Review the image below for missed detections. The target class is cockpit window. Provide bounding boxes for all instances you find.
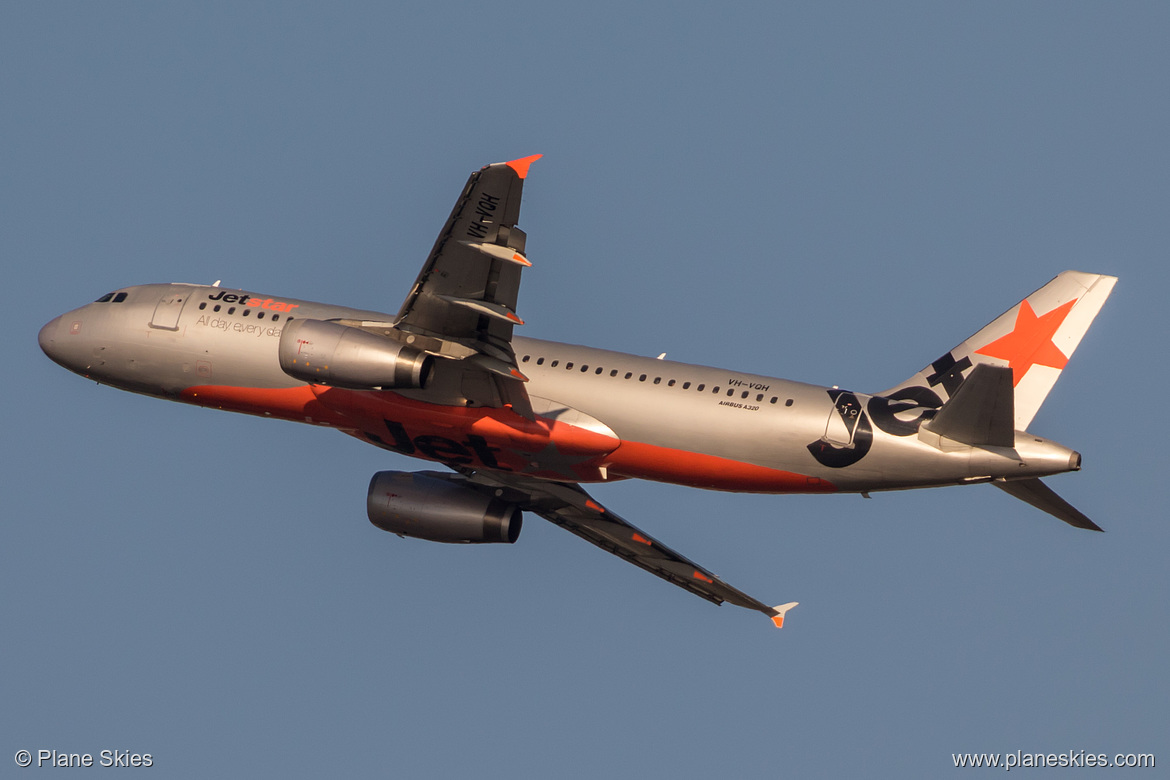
[95,293,115,303]
[112,292,127,303]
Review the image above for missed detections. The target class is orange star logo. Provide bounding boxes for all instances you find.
[975,299,1077,386]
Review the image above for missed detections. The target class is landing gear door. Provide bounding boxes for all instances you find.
[150,291,190,331]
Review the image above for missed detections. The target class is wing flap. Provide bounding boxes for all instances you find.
[465,352,528,382]
[438,295,524,325]
[460,240,532,267]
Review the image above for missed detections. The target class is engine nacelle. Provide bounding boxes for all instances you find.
[278,318,433,390]
[367,471,522,544]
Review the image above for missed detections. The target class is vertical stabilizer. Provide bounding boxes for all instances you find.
[883,271,1116,429]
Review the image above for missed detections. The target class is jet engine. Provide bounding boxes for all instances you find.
[278,318,433,390]
[367,471,522,544]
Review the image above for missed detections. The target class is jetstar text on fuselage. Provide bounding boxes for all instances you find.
[375,419,506,470]
[207,290,300,313]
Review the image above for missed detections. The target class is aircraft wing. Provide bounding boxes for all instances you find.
[394,156,542,417]
[460,469,797,628]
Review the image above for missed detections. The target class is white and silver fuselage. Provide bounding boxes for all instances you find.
[40,283,1080,494]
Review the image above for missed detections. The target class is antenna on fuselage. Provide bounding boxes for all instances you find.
[212,280,221,287]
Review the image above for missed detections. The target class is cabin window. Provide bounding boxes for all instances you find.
[610,369,618,377]
[683,382,691,389]
[741,391,749,399]
[625,372,633,379]
[580,364,589,372]
[638,374,647,382]
[785,399,793,406]
[227,307,236,314]
[756,394,763,401]
[550,360,559,367]
[595,367,603,375]
[653,377,661,385]
[199,302,207,310]
[257,312,265,319]
[521,355,530,363]
[537,357,545,365]
[697,384,705,391]
[243,309,251,316]
[712,386,720,393]
[668,379,676,387]
[272,315,280,321]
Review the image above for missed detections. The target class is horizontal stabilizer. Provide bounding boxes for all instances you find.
[993,478,1102,531]
[923,364,1015,447]
[769,602,799,629]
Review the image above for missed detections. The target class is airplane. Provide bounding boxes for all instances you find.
[38,155,1117,628]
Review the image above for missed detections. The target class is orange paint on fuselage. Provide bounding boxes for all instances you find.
[311,386,619,481]
[175,383,836,493]
[179,384,352,427]
[605,440,836,493]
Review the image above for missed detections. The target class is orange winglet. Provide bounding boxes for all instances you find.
[512,252,532,267]
[692,571,714,584]
[769,602,799,629]
[506,154,542,179]
[631,533,652,546]
[585,499,605,513]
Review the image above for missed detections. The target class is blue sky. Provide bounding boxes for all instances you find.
[4,2,1167,776]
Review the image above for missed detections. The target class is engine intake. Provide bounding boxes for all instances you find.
[278,318,433,390]
[367,471,522,544]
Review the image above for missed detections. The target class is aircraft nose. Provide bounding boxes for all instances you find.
[38,315,63,361]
